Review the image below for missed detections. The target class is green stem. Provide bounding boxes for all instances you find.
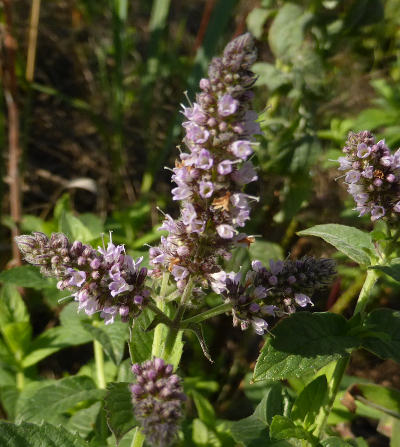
[151,273,170,359]
[181,302,232,325]
[16,370,25,390]
[353,268,379,317]
[314,356,349,438]
[94,340,106,389]
[315,260,382,437]
[329,273,366,314]
[130,427,145,447]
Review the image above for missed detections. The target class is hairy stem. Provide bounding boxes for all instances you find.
[94,340,106,389]
[130,427,145,447]
[353,268,379,317]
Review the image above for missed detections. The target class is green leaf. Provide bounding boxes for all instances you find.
[253,313,360,382]
[297,224,375,265]
[0,420,89,446]
[362,309,400,363]
[128,309,154,364]
[16,376,105,425]
[23,324,93,368]
[253,62,292,91]
[228,414,269,446]
[246,7,271,39]
[191,390,216,427]
[254,382,286,426]
[192,418,212,445]
[269,415,311,441]
[290,375,328,429]
[228,384,287,446]
[67,402,102,439]
[0,265,53,289]
[370,258,400,283]
[249,240,284,265]
[2,321,32,357]
[268,3,312,62]
[0,385,20,420]
[104,382,137,443]
[82,321,128,366]
[59,211,95,243]
[0,284,29,326]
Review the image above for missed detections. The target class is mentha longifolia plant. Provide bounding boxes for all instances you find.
[9,33,400,447]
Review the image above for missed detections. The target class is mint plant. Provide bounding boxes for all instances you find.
[1,31,400,447]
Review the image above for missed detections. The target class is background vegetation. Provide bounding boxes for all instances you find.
[1,0,400,445]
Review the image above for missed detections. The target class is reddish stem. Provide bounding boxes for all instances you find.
[2,0,22,266]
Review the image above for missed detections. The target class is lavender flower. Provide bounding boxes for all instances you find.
[150,33,260,291]
[131,358,186,447]
[339,131,400,221]
[15,232,149,324]
[210,257,336,335]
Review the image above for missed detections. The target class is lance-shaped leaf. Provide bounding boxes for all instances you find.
[297,224,375,265]
[253,313,360,382]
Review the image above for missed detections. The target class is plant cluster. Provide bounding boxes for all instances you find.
[1,2,400,447]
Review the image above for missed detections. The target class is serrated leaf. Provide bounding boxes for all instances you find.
[0,265,53,289]
[16,376,105,424]
[82,321,128,366]
[290,375,328,429]
[370,258,400,283]
[104,382,137,443]
[362,309,400,363]
[0,420,89,446]
[253,313,360,382]
[297,224,375,265]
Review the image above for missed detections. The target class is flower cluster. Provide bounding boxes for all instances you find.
[339,131,400,221]
[210,257,336,335]
[131,358,186,447]
[15,232,149,324]
[150,33,260,290]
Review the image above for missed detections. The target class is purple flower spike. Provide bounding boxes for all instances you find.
[15,232,150,324]
[149,33,261,294]
[339,131,400,220]
[212,257,335,335]
[131,358,186,447]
